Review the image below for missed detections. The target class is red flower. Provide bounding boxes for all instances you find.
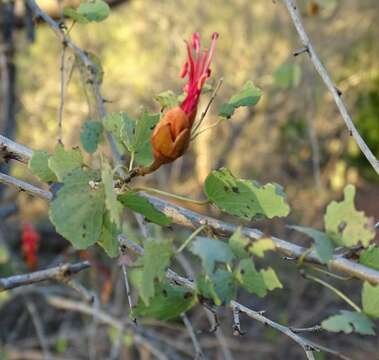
[144,32,218,173]
[21,223,40,270]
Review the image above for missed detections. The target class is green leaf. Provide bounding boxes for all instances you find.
[229,229,275,259]
[190,237,234,274]
[229,228,249,259]
[260,267,283,291]
[197,275,220,304]
[204,168,290,220]
[154,90,179,110]
[362,282,379,318]
[211,269,236,305]
[196,270,236,306]
[80,121,103,153]
[77,0,110,22]
[101,160,122,228]
[288,226,334,264]
[120,110,160,166]
[249,238,276,258]
[103,112,128,153]
[48,145,83,181]
[98,211,119,257]
[133,282,196,320]
[359,246,379,270]
[28,150,57,183]
[140,240,172,304]
[49,169,104,249]
[324,185,375,247]
[118,192,171,226]
[273,63,302,89]
[63,7,90,24]
[219,81,262,118]
[235,259,267,297]
[321,310,375,335]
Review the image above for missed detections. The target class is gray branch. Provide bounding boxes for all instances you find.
[0,135,378,285]
[282,0,379,175]
[0,261,90,291]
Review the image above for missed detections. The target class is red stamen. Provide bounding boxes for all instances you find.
[197,73,207,90]
[180,62,188,78]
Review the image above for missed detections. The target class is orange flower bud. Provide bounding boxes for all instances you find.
[151,106,191,164]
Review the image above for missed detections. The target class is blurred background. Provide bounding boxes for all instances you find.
[0,0,378,359]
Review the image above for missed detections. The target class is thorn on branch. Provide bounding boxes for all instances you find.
[335,87,342,96]
[293,46,309,56]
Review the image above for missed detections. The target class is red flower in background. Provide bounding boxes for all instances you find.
[21,223,40,270]
[140,32,218,175]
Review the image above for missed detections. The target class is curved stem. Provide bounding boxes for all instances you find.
[176,225,206,254]
[307,265,352,281]
[305,273,361,313]
[128,151,135,171]
[191,118,223,141]
[133,186,210,206]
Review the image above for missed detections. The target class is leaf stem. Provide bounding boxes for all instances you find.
[128,151,135,172]
[192,78,223,135]
[133,186,210,206]
[191,118,223,141]
[307,265,352,281]
[176,225,206,254]
[304,273,361,313]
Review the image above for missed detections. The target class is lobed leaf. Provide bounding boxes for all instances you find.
[48,144,83,181]
[133,282,196,320]
[324,185,374,247]
[204,168,290,220]
[140,240,172,304]
[219,80,262,118]
[49,169,104,249]
[321,310,375,335]
[190,237,234,274]
[28,150,57,183]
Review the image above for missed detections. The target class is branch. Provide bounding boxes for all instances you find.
[47,296,169,360]
[118,234,349,360]
[0,261,90,291]
[0,133,33,163]
[282,0,379,175]
[0,172,52,200]
[1,136,378,285]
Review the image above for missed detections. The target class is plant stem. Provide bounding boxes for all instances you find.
[133,186,210,206]
[305,273,361,313]
[128,151,135,171]
[191,118,223,141]
[176,225,206,254]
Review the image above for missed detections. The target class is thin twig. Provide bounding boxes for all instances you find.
[181,313,205,360]
[192,78,223,135]
[118,238,136,322]
[25,300,52,360]
[290,325,323,333]
[282,0,379,175]
[57,42,67,144]
[0,133,33,163]
[0,261,90,291]
[304,273,362,312]
[47,296,168,360]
